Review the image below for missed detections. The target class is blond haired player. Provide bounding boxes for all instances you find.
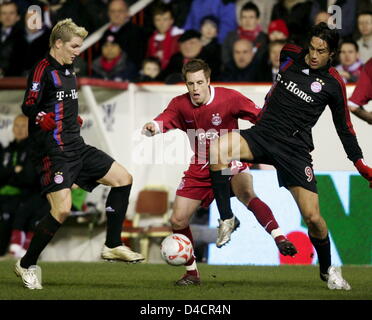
[15,19,144,290]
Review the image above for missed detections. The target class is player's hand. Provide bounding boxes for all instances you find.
[141,122,157,136]
[77,115,83,127]
[354,159,372,188]
[35,111,56,131]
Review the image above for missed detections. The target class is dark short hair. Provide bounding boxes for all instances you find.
[182,59,211,80]
[178,29,201,43]
[309,22,340,55]
[339,39,359,52]
[143,56,161,68]
[241,1,260,18]
[152,3,173,18]
[358,10,372,18]
[200,15,220,29]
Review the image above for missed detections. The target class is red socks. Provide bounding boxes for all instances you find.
[172,226,197,269]
[248,197,279,233]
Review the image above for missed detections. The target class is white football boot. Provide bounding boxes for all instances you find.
[216,215,240,248]
[101,244,144,263]
[326,266,351,290]
[14,260,42,290]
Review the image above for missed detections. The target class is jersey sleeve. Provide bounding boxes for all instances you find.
[279,43,303,64]
[348,62,372,107]
[153,97,186,132]
[329,72,364,162]
[231,90,261,123]
[21,63,48,121]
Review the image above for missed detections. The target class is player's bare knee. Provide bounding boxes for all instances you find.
[303,212,322,228]
[113,172,133,187]
[51,208,71,223]
[237,190,256,206]
[170,215,187,230]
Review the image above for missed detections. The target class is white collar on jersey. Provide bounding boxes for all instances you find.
[190,85,215,107]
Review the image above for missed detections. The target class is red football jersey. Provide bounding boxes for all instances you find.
[153,86,260,179]
[349,58,372,107]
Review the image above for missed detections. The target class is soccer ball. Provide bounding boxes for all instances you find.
[160,233,194,266]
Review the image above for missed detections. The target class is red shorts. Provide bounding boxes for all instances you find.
[176,160,252,208]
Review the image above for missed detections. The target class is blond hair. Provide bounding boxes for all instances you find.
[49,18,88,48]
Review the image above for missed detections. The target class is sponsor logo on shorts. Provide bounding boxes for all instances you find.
[211,113,222,126]
[304,166,313,182]
[54,172,64,184]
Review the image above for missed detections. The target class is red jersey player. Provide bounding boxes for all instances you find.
[142,59,297,286]
[348,58,372,124]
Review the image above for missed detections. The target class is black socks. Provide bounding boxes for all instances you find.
[105,184,132,248]
[309,233,331,275]
[21,212,61,268]
[210,170,234,220]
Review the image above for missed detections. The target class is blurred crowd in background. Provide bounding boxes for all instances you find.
[0,0,371,84]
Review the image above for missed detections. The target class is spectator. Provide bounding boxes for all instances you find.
[102,0,146,69]
[142,0,192,36]
[200,15,221,69]
[146,3,183,70]
[183,0,237,44]
[313,10,331,26]
[79,0,110,33]
[8,9,50,76]
[220,38,258,82]
[311,0,357,39]
[356,11,372,63]
[222,2,268,67]
[135,57,162,82]
[0,1,21,77]
[92,33,138,81]
[271,0,313,47]
[267,19,289,42]
[0,115,40,256]
[257,40,286,82]
[236,0,276,33]
[336,40,364,84]
[162,29,220,83]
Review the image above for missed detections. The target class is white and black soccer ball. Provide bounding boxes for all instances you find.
[160,233,193,266]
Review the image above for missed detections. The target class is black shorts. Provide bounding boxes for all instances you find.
[36,144,115,195]
[240,127,317,193]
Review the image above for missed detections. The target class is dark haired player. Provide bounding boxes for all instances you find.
[209,23,372,290]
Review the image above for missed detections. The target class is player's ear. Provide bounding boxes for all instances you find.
[55,39,63,49]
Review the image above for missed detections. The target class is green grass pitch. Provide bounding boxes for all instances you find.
[0,260,371,300]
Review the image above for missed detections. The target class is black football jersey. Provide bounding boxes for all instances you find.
[21,54,84,154]
[256,43,363,162]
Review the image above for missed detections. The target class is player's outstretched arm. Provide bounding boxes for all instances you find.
[354,159,372,188]
[141,121,160,137]
[348,105,372,125]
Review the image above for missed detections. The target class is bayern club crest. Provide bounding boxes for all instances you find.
[211,113,222,126]
[54,172,64,184]
[310,78,324,93]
